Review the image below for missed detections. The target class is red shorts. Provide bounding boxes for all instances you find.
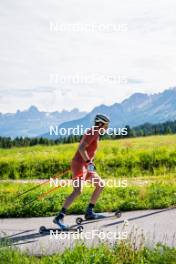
[71,159,94,180]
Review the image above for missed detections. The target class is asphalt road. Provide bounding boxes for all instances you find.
[0,208,176,256]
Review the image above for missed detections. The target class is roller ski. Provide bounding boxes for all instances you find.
[76,210,122,225]
[39,212,83,234]
[39,225,83,234]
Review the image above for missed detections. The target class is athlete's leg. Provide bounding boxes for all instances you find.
[63,177,82,208]
[53,161,84,229]
[53,177,83,229]
[85,173,105,219]
[87,172,105,204]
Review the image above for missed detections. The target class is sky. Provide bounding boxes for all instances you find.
[0,0,176,113]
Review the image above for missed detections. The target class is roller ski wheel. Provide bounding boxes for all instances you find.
[76,217,83,225]
[39,226,47,234]
[39,225,83,234]
[115,210,122,218]
[76,211,122,225]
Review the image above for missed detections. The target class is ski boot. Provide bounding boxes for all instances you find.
[53,213,69,231]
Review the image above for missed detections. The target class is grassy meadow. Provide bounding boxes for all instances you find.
[0,178,176,217]
[1,242,176,264]
[0,135,176,179]
[0,135,176,217]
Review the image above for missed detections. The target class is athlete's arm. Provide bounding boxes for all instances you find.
[78,141,90,162]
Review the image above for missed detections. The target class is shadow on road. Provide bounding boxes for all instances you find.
[103,207,176,228]
[0,230,42,247]
[0,224,78,247]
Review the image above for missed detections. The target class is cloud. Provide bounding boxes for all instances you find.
[0,86,57,97]
[127,79,144,84]
[0,0,176,113]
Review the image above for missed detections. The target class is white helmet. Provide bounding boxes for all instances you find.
[94,114,110,124]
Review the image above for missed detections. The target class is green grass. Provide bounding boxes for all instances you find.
[0,135,176,179]
[0,242,176,264]
[0,180,176,217]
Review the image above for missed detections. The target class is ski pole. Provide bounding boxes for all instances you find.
[22,172,84,206]
[35,172,84,201]
[16,169,70,198]
[22,186,61,206]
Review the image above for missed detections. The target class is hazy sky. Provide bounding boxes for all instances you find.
[0,0,176,113]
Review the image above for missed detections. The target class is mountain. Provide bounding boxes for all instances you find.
[0,106,87,137]
[42,87,176,138]
[1,87,176,138]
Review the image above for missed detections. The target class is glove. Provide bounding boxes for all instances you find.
[87,162,96,173]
